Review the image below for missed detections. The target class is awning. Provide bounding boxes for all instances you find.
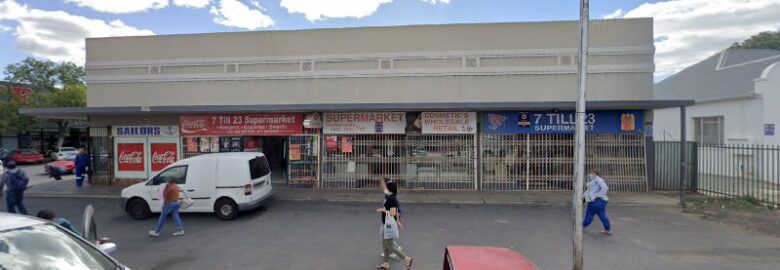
[20,100,694,119]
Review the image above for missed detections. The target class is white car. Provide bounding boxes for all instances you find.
[120,152,273,220]
[0,211,127,270]
[51,147,79,161]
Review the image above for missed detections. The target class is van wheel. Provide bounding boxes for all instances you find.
[127,198,151,220]
[215,198,239,220]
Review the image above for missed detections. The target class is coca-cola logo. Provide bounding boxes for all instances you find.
[152,151,176,164]
[181,119,207,130]
[119,151,143,164]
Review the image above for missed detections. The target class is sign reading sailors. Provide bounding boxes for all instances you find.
[112,125,180,137]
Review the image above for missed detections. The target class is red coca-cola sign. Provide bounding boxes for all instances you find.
[179,113,304,136]
[150,143,178,171]
[117,143,145,171]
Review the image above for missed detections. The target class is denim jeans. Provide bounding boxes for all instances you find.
[583,198,611,231]
[5,191,28,215]
[155,201,183,233]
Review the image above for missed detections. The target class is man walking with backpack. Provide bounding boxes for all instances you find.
[0,161,29,215]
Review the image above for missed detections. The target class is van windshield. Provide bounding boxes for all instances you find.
[249,156,271,180]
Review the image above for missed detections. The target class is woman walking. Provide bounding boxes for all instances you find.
[376,179,413,270]
[149,178,185,237]
[583,169,611,235]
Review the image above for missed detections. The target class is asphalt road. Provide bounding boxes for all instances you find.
[2,197,780,270]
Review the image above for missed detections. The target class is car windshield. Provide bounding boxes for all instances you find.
[18,150,38,155]
[64,154,77,161]
[59,148,77,152]
[0,224,118,270]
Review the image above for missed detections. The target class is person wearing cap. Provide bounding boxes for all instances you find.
[375,178,413,270]
[0,161,29,215]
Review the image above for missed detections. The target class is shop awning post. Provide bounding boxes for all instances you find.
[572,1,589,270]
[680,106,687,207]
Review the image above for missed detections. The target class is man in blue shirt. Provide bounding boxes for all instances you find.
[583,169,612,235]
[74,147,91,187]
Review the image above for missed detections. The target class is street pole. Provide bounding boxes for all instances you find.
[573,1,589,270]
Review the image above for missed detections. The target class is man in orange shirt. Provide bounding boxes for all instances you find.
[149,178,185,237]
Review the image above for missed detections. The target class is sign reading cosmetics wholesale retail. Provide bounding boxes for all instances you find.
[180,113,304,136]
[150,143,178,171]
[482,110,644,134]
[117,143,145,172]
[323,112,406,134]
[421,112,477,134]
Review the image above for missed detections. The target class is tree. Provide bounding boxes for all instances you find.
[730,31,780,51]
[38,84,87,149]
[0,92,36,136]
[3,57,85,90]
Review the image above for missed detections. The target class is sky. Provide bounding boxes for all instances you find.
[1,0,779,80]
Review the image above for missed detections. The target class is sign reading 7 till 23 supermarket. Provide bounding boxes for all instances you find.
[482,110,644,134]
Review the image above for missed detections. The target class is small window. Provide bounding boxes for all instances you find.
[694,116,724,145]
[153,166,188,185]
[249,156,271,179]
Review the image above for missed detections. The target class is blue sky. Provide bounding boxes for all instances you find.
[1,0,779,78]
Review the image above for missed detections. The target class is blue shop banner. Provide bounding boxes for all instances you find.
[482,110,644,134]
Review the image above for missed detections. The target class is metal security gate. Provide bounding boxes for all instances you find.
[287,135,319,187]
[88,127,113,185]
[480,133,647,191]
[321,134,476,190]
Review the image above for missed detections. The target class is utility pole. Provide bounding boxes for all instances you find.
[572,1,589,270]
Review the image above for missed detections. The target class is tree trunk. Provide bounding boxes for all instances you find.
[55,120,70,149]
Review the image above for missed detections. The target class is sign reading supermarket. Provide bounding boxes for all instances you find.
[180,113,303,136]
[482,110,644,134]
[323,112,406,134]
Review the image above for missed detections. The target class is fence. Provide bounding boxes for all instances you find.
[87,127,113,184]
[697,144,780,206]
[481,133,647,191]
[653,141,697,191]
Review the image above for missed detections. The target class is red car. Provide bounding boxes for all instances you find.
[45,154,77,174]
[443,246,539,270]
[6,149,45,164]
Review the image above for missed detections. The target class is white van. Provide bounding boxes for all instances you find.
[120,152,273,220]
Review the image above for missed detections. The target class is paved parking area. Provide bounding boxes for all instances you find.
[2,197,779,270]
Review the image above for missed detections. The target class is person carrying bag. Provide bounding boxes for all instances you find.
[375,180,413,270]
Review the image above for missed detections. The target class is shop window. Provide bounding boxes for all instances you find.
[151,166,188,185]
[249,156,271,179]
[694,116,724,145]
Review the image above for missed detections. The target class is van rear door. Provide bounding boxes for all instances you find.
[248,155,271,192]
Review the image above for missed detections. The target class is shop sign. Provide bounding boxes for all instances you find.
[12,86,32,101]
[482,110,644,134]
[113,126,179,137]
[421,112,477,134]
[117,143,145,171]
[303,113,323,129]
[180,113,304,136]
[150,143,178,171]
[765,124,775,136]
[323,112,406,134]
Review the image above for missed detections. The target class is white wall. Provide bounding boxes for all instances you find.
[756,62,780,145]
[653,98,764,144]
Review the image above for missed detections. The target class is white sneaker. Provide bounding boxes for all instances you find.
[173,230,186,236]
[148,231,160,237]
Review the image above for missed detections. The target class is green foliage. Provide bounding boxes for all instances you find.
[40,84,87,108]
[0,93,35,134]
[3,57,85,90]
[729,31,780,51]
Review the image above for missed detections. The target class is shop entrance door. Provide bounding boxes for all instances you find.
[261,137,288,184]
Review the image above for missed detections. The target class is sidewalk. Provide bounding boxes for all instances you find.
[25,181,680,206]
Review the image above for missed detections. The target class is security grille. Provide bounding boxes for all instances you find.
[321,134,476,190]
[88,127,113,185]
[480,133,647,191]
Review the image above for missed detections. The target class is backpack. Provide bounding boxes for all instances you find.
[6,170,29,191]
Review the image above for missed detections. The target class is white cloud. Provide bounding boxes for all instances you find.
[602,8,623,19]
[280,0,392,21]
[64,0,168,14]
[617,0,780,76]
[210,0,274,30]
[0,0,154,64]
[173,0,210,8]
[422,0,450,3]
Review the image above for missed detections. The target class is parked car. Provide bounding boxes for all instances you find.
[6,149,45,164]
[50,146,79,161]
[121,152,273,220]
[45,154,77,174]
[0,207,127,269]
[442,246,539,270]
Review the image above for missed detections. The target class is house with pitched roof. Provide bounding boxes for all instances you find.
[654,49,780,145]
